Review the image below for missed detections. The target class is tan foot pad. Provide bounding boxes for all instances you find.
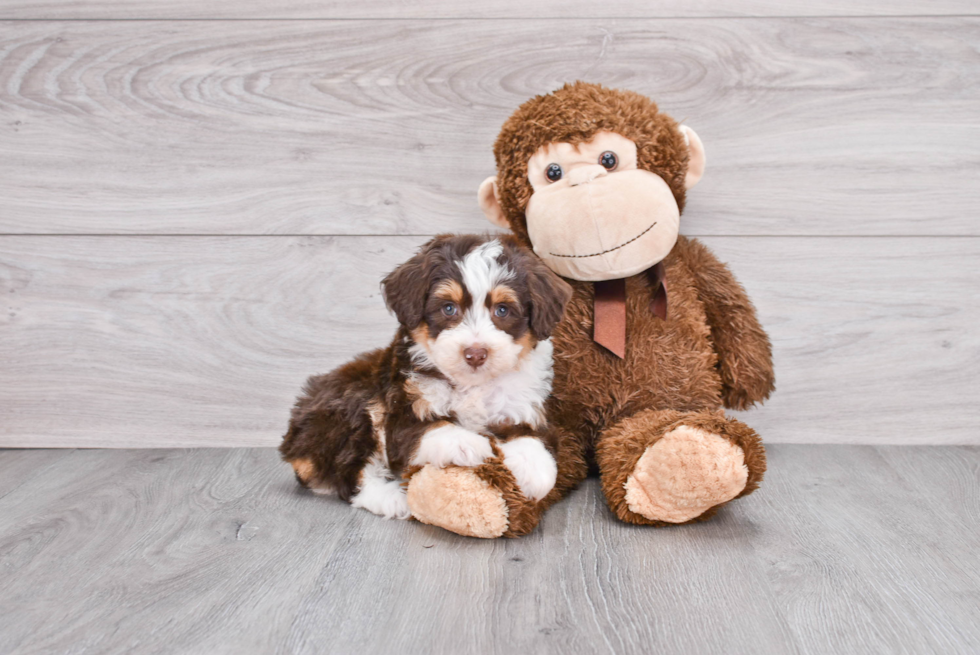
[407,465,509,539]
[624,426,748,523]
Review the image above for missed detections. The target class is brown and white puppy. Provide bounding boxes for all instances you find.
[280,234,572,521]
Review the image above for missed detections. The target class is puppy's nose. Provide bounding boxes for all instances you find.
[567,164,607,187]
[463,346,489,368]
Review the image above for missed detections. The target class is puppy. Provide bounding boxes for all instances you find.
[280,234,572,520]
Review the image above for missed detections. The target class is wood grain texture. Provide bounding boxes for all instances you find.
[727,236,980,444]
[752,445,980,654]
[1,235,977,447]
[878,445,980,529]
[1,18,978,236]
[0,448,74,499]
[0,448,357,654]
[0,235,420,447]
[1,446,977,654]
[284,468,798,655]
[1,0,977,20]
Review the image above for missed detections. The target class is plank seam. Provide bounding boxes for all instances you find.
[1,15,979,22]
[1,234,979,239]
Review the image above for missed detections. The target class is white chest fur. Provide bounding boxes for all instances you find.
[408,340,554,432]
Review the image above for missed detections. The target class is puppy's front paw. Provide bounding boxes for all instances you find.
[499,437,557,501]
[411,424,494,468]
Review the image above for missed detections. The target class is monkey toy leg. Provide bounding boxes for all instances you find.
[406,433,589,538]
[595,409,766,525]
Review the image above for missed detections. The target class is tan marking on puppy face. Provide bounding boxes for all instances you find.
[489,285,519,307]
[290,458,316,484]
[515,331,537,360]
[487,283,530,346]
[411,324,433,348]
[432,279,465,306]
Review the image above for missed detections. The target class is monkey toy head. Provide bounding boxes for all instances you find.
[478,82,705,282]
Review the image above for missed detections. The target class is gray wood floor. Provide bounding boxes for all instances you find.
[1,445,978,654]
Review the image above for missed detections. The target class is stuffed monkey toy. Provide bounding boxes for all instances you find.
[408,82,774,536]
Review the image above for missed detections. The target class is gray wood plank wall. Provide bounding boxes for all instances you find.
[1,3,978,447]
[2,1,977,20]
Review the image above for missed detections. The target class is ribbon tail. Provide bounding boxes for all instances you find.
[593,278,626,359]
[649,261,668,320]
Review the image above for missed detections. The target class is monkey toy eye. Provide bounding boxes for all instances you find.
[545,163,563,182]
[442,303,458,317]
[494,304,509,318]
[599,151,618,170]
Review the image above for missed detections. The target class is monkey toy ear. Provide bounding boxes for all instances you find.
[679,125,706,190]
[478,176,510,229]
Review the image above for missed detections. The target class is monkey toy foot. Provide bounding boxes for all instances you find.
[405,458,542,539]
[624,425,748,523]
[597,409,766,525]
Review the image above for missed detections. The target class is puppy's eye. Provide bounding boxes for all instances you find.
[442,303,458,317]
[546,163,563,182]
[494,304,509,318]
[599,151,618,170]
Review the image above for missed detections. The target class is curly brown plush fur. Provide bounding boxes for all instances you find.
[494,83,692,244]
[484,82,775,526]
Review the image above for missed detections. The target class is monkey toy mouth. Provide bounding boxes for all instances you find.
[547,222,657,259]
[525,167,682,281]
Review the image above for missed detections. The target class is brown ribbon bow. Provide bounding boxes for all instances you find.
[593,262,667,359]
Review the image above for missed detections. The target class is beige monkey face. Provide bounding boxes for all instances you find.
[524,131,680,281]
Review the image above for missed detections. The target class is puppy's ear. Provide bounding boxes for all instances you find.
[526,255,573,339]
[381,246,433,329]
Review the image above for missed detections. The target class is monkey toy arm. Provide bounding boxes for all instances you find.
[678,237,775,410]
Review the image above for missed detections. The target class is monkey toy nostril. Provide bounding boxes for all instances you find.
[463,347,489,368]
[567,164,607,187]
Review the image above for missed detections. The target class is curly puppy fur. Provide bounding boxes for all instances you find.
[490,82,775,525]
[281,234,574,537]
